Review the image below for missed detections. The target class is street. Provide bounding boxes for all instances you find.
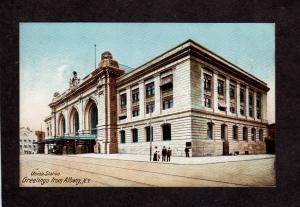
[20,154,275,187]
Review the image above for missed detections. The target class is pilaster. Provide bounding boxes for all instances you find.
[225,77,230,114]
[139,80,145,119]
[154,74,161,115]
[245,86,249,118]
[126,86,132,121]
[213,72,218,112]
[236,82,241,118]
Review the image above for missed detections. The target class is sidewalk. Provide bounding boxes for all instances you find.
[68,153,275,165]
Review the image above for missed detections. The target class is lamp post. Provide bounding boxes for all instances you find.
[149,111,152,162]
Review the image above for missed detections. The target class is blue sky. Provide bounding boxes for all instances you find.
[20,23,275,130]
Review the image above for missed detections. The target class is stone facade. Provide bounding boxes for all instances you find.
[44,39,269,157]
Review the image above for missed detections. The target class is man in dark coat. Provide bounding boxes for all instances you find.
[167,147,172,162]
[185,147,189,157]
[162,146,167,162]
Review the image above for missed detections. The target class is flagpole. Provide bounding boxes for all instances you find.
[94,44,96,69]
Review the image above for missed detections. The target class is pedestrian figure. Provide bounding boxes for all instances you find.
[153,146,158,161]
[167,147,172,162]
[185,147,190,157]
[162,146,167,162]
[157,151,160,161]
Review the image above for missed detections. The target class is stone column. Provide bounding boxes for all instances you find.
[236,82,240,118]
[64,109,69,135]
[154,74,161,115]
[253,91,257,120]
[262,93,268,121]
[245,86,249,118]
[213,72,218,112]
[225,77,230,114]
[139,80,145,119]
[126,86,132,121]
[78,97,84,133]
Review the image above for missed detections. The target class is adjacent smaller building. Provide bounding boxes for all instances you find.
[20,127,38,154]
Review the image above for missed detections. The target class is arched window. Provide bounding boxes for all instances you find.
[207,123,213,139]
[120,130,125,143]
[259,129,263,141]
[243,127,248,141]
[58,114,66,136]
[132,128,138,143]
[233,125,238,140]
[251,128,256,141]
[69,108,79,135]
[162,124,171,141]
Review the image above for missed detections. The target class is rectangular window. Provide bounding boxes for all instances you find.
[132,109,139,117]
[132,90,139,102]
[217,80,224,96]
[230,107,235,113]
[256,94,262,119]
[120,130,125,143]
[132,129,138,143]
[145,126,153,142]
[233,126,238,140]
[230,85,235,99]
[163,99,173,110]
[146,102,155,114]
[249,106,253,117]
[120,93,127,106]
[162,124,171,140]
[145,82,155,98]
[240,88,245,103]
[243,127,248,141]
[205,96,211,108]
[207,123,213,139]
[204,74,212,91]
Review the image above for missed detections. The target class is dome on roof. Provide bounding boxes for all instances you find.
[98,51,119,68]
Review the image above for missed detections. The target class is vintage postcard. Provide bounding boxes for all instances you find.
[19,23,275,187]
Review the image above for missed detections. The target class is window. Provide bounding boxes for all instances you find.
[221,124,226,140]
[207,123,213,139]
[204,74,211,91]
[218,80,224,95]
[233,126,238,140]
[145,83,155,98]
[259,129,263,141]
[205,96,212,108]
[249,92,254,117]
[230,106,235,113]
[240,106,245,116]
[145,126,153,142]
[163,99,173,110]
[120,130,125,143]
[132,109,139,117]
[162,124,171,141]
[132,90,139,102]
[230,85,235,99]
[120,94,127,106]
[251,128,256,141]
[161,76,173,110]
[256,94,262,119]
[249,107,253,117]
[132,128,138,143]
[240,88,245,103]
[243,127,248,141]
[146,102,155,114]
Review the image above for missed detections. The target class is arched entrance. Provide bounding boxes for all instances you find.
[69,108,79,135]
[84,99,98,153]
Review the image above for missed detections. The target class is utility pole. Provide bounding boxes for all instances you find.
[149,111,152,162]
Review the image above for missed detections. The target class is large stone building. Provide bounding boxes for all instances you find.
[20,127,38,154]
[42,39,269,157]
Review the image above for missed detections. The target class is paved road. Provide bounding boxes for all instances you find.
[20,154,275,187]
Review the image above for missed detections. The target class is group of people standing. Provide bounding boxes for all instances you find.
[153,146,172,162]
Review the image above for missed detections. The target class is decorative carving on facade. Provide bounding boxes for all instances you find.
[69,71,80,88]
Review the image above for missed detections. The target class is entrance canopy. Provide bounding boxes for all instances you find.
[33,134,96,144]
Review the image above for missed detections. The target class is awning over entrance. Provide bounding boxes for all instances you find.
[33,134,96,144]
